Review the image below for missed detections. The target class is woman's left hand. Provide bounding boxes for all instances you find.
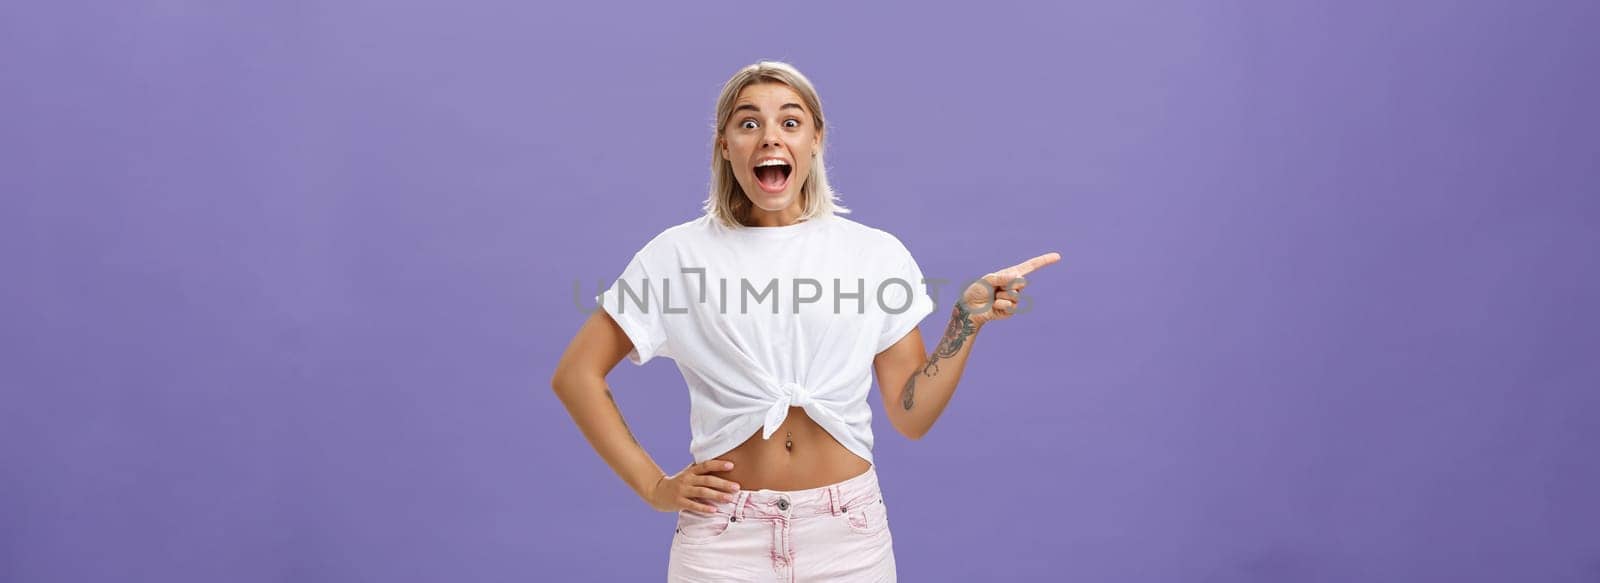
[959,252,1061,328]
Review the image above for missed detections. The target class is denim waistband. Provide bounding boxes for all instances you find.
[707,465,883,521]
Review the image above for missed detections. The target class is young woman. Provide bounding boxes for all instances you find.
[551,60,1059,581]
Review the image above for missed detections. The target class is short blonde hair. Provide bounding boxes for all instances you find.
[703,60,850,229]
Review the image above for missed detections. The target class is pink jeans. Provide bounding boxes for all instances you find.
[667,465,897,582]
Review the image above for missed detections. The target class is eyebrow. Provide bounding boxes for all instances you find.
[733,103,807,115]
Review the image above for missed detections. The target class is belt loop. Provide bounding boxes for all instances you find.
[828,483,843,516]
[732,491,750,521]
[867,465,881,504]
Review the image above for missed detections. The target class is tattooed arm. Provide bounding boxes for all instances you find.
[873,302,984,439]
[873,252,1061,440]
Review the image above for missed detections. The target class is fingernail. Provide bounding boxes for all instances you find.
[724,462,734,469]
[731,484,740,491]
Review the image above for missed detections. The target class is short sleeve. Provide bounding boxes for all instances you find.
[595,252,671,365]
[875,247,937,354]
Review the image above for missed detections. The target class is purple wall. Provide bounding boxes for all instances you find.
[3,1,1597,581]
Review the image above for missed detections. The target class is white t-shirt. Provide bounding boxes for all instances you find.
[595,212,937,464]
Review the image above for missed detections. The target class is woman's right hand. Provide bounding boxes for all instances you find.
[649,459,742,513]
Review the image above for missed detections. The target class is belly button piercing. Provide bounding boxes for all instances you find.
[785,431,792,450]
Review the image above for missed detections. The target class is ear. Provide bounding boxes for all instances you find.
[719,137,730,162]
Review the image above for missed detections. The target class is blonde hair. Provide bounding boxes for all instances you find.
[703,60,850,229]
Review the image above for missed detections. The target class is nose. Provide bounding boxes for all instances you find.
[761,130,783,149]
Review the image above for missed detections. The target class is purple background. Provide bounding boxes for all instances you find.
[3,1,1597,581]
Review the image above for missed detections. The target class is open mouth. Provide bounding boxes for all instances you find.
[753,161,792,194]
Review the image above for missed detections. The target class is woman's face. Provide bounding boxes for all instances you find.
[720,82,820,220]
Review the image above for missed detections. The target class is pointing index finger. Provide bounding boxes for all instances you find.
[1009,252,1062,277]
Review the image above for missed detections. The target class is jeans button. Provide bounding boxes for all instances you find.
[776,498,790,511]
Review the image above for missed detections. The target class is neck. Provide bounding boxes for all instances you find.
[742,200,804,227]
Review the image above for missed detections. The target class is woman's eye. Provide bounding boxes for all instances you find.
[784,119,799,128]
[740,120,758,129]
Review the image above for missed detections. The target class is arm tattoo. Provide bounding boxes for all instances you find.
[902,301,978,410]
[604,389,640,445]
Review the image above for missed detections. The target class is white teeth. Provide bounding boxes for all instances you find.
[755,159,790,168]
